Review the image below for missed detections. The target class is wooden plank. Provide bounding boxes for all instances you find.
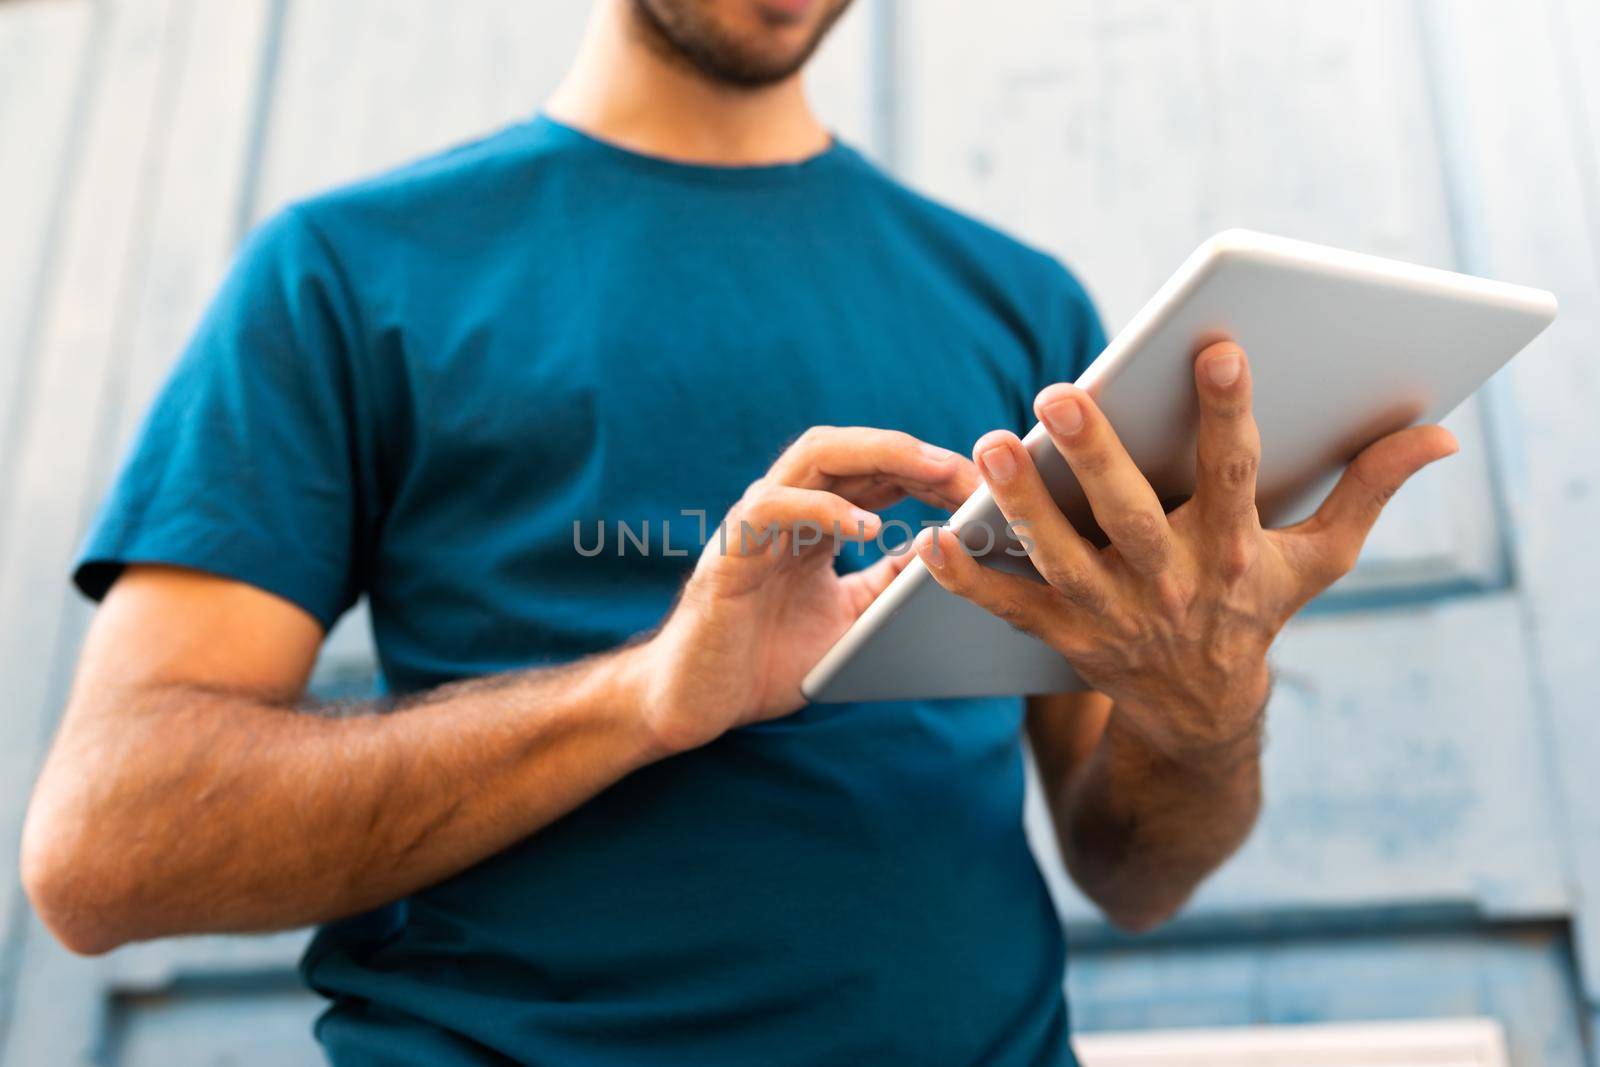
[1553,0,1600,192]
[899,1,1453,322]
[253,0,592,216]
[896,0,1506,596]
[1077,1017,1509,1067]
[1544,0,1600,1015]
[1229,596,1561,917]
[0,2,278,1063]
[0,0,181,1039]
[98,0,281,468]
[107,986,324,1067]
[0,0,96,491]
[1422,0,1600,1007]
[1067,927,1588,1065]
[2,912,107,1067]
[106,933,309,993]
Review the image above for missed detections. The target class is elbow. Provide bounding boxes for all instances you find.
[1086,877,1190,935]
[20,792,137,956]
[1099,902,1177,936]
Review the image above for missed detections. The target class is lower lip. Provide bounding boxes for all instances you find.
[758,0,816,19]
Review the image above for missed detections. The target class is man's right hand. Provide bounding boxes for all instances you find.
[632,427,978,753]
[21,427,972,954]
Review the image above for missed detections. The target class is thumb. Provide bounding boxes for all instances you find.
[1293,423,1459,582]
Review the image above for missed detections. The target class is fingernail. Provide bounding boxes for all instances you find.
[1042,397,1084,436]
[916,528,943,563]
[921,442,955,461]
[980,445,1017,483]
[849,508,880,532]
[1206,354,1241,387]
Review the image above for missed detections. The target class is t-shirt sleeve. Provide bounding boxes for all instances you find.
[1045,258,1108,387]
[74,207,371,630]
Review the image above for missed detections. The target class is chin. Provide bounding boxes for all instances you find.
[730,0,841,52]
[637,0,851,87]
[747,0,826,26]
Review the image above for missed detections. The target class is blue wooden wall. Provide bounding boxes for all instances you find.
[0,1,1597,1063]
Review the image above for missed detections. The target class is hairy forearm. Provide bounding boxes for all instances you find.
[23,646,663,953]
[1053,699,1264,933]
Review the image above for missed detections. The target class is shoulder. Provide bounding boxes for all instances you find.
[227,119,590,342]
[840,149,1100,334]
[266,119,574,261]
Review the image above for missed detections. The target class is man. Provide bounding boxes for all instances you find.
[20,0,1456,1063]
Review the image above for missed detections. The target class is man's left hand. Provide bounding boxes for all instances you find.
[916,341,1459,757]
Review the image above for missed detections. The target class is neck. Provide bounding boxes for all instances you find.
[545,0,831,166]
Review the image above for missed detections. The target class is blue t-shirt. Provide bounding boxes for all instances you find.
[76,115,1105,1066]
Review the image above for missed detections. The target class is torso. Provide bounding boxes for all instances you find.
[298,116,1099,1067]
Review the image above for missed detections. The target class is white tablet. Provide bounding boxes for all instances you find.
[801,229,1557,704]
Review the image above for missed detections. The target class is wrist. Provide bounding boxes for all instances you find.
[1112,660,1271,768]
[596,638,681,764]
[618,629,722,759]
[1103,709,1263,792]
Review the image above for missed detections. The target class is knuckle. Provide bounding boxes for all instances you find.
[795,425,835,450]
[1040,561,1096,604]
[1208,397,1251,420]
[737,478,769,509]
[1106,609,1147,645]
[1110,510,1172,567]
[1119,509,1166,544]
[885,429,920,451]
[739,482,786,526]
[1216,450,1259,489]
[941,563,977,596]
[990,594,1035,632]
[1052,628,1094,663]
[1153,574,1196,623]
[1215,535,1258,583]
[1349,461,1398,514]
[1073,446,1114,475]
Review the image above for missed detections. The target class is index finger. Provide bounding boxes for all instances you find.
[1033,385,1173,575]
[768,426,977,509]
